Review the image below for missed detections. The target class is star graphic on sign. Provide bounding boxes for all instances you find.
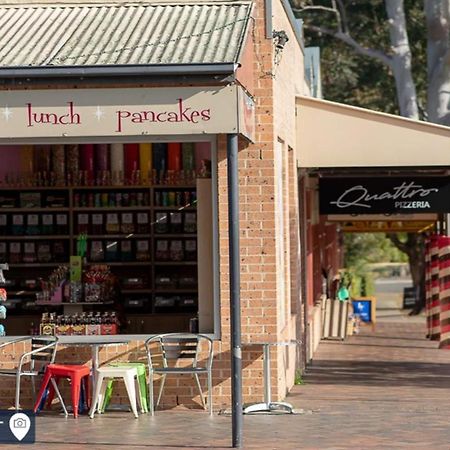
[94,106,104,121]
[1,106,12,121]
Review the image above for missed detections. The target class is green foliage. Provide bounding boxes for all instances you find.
[294,369,306,385]
[343,233,407,297]
[297,0,427,115]
[344,233,408,268]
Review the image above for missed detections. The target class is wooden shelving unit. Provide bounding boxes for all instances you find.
[0,183,200,320]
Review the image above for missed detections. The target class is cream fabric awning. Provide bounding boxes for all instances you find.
[296,96,450,168]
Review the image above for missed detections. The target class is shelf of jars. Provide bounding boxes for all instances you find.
[0,147,209,326]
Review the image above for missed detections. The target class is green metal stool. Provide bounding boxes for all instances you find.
[101,362,148,413]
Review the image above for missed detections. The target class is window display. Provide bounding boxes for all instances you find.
[0,142,211,336]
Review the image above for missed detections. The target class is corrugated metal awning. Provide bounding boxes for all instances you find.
[0,2,252,70]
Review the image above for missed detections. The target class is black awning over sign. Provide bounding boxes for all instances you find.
[319,177,450,215]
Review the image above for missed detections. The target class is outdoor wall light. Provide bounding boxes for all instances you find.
[272,30,289,50]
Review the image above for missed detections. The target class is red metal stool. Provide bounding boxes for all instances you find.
[33,364,91,418]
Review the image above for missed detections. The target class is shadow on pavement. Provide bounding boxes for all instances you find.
[304,360,450,388]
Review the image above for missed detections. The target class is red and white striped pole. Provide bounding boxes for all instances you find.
[425,237,432,339]
[438,236,450,349]
[430,236,441,341]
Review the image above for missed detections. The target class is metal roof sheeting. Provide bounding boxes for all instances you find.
[0,3,252,67]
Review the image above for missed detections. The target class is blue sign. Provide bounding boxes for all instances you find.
[352,299,372,322]
[0,410,35,444]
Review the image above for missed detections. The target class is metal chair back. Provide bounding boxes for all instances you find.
[29,336,58,372]
[0,335,58,410]
[146,333,212,369]
[144,333,214,414]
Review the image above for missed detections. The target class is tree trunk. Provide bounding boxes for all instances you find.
[387,233,426,313]
[425,0,450,125]
[385,0,420,119]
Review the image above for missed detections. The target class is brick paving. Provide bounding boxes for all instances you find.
[3,313,450,449]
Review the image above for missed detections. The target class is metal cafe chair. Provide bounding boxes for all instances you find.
[145,333,213,415]
[0,335,58,410]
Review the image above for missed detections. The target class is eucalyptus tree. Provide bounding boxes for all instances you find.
[295,1,449,124]
[296,1,450,312]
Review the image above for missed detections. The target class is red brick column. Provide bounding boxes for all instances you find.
[438,236,450,349]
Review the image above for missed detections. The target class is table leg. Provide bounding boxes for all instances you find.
[243,344,295,414]
[263,344,271,404]
[90,345,100,399]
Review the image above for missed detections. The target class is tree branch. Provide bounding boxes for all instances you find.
[335,0,349,33]
[387,233,409,254]
[293,5,337,13]
[304,24,393,67]
[331,0,343,33]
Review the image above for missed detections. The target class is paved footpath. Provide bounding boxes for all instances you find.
[4,313,450,450]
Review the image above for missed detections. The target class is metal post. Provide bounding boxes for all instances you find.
[263,344,271,404]
[227,133,243,448]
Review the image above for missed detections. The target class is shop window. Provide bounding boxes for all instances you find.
[0,142,217,337]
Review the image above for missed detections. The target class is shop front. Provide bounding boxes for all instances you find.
[0,0,306,410]
[0,86,242,338]
[295,96,450,360]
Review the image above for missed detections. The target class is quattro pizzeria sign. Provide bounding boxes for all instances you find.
[319,177,450,214]
[0,86,241,138]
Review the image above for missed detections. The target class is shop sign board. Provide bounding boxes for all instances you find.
[320,177,450,214]
[237,88,255,143]
[339,220,435,233]
[326,213,438,222]
[352,297,376,324]
[0,86,244,138]
[403,287,417,309]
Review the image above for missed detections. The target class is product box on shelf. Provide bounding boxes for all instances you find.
[54,324,72,335]
[86,324,101,335]
[101,323,117,335]
[185,240,197,261]
[0,215,7,235]
[124,297,148,308]
[169,212,183,233]
[121,277,146,289]
[77,214,89,234]
[23,243,37,263]
[154,296,176,309]
[155,213,169,234]
[178,276,197,288]
[26,214,40,235]
[36,243,52,263]
[9,242,22,263]
[0,243,7,263]
[0,195,16,208]
[42,214,54,234]
[178,297,197,309]
[155,275,177,289]
[45,194,66,208]
[121,241,133,261]
[72,324,86,336]
[91,214,103,234]
[12,215,24,235]
[155,240,169,260]
[19,192,41,208]
[56,214,69,234]
[136,240,150,261]
[106,213,120,234]
[40,322,55,336]
[137,212,149,233]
